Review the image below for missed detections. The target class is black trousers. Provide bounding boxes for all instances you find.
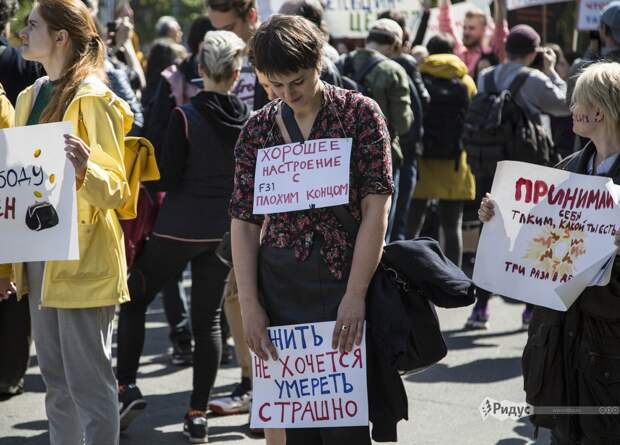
[0,295,30,392]
[407,199,464,268]
[161,275,192,344]
[116,235,228,410]
[258,244,371,445]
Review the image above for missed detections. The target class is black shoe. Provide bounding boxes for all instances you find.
[183,411,208,443]
[171,341,193,366]
[0,379,24,396]
[119,384,146,431]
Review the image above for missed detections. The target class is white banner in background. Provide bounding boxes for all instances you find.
[507,0,571,10]
[578,0,611,30]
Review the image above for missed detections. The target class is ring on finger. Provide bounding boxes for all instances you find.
[341,325,350,331]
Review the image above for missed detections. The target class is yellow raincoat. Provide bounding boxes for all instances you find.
[414,54,477,201]
[0,77,133,308]
[0,83,13,128]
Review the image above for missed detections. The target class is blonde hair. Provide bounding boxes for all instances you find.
[199,30,245,83]
[572,62,620,138]
[465,8,487,27]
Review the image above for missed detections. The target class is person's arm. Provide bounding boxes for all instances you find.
[332,194,390,352]
[231,218,277,361]
[333,97,394,351]
[439,0,466,57]
[115,18,146,90]
[229,118,272,360]
[531,51,571,117]
[412,1,432,47]
[491,0,508,63]
[387,67,414,136]
[158,108,190,190]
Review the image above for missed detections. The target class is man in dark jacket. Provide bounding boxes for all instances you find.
[0,0,42,105]
[338,18,413,241]
[377,10,430,241]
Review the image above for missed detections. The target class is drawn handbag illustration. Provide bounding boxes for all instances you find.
[25,202,59,231]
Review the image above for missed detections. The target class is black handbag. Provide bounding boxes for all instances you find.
[281,102,448,374]
[25,202,59,231]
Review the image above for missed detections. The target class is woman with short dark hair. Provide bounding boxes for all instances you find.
[231,14,393,445]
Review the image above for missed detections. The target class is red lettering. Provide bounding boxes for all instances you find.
[279,356,294,378]
[259,402,272,421]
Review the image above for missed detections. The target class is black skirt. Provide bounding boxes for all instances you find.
[258,242,349,327]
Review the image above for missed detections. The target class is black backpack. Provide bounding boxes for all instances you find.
[462,68,552,179]
[421,74,470,164]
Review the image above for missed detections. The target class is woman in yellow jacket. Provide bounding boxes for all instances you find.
[407,35,477,269]
[0,1,130,444]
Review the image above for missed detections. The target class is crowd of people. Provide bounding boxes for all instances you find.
[1,0,620,443]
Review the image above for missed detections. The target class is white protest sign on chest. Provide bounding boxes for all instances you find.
[253,138,352,214]
[474,161,620,311]
[0,121,78,264]
[250,321,368,429]
[578,0,611,30]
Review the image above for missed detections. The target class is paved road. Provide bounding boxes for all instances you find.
[1,295,551,445]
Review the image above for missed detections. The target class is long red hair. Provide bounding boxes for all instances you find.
[36,0,106,123]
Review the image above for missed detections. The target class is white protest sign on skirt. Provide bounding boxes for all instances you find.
[0,121,79,264]
[506,0,570,10]
[250,321,368,429]
[253,138,352,214]
[578,0,611,30]
[474,161,620,311]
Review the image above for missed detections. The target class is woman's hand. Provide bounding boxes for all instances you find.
[478,193,496,223]
[64,134,91,182]
[332,293,365,353]
[241,300,278,361]
[0,278,16,301]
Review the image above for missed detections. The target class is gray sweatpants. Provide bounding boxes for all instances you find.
[27,262,119,445]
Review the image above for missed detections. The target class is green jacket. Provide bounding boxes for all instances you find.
[348,48,414,164]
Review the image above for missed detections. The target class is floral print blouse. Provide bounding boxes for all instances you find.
[230,83,393,279]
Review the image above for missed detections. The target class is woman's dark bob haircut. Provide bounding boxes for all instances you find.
[249,14,322,76]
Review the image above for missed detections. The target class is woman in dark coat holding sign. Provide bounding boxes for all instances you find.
[230,14,393,445]
[479,62,620,444]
